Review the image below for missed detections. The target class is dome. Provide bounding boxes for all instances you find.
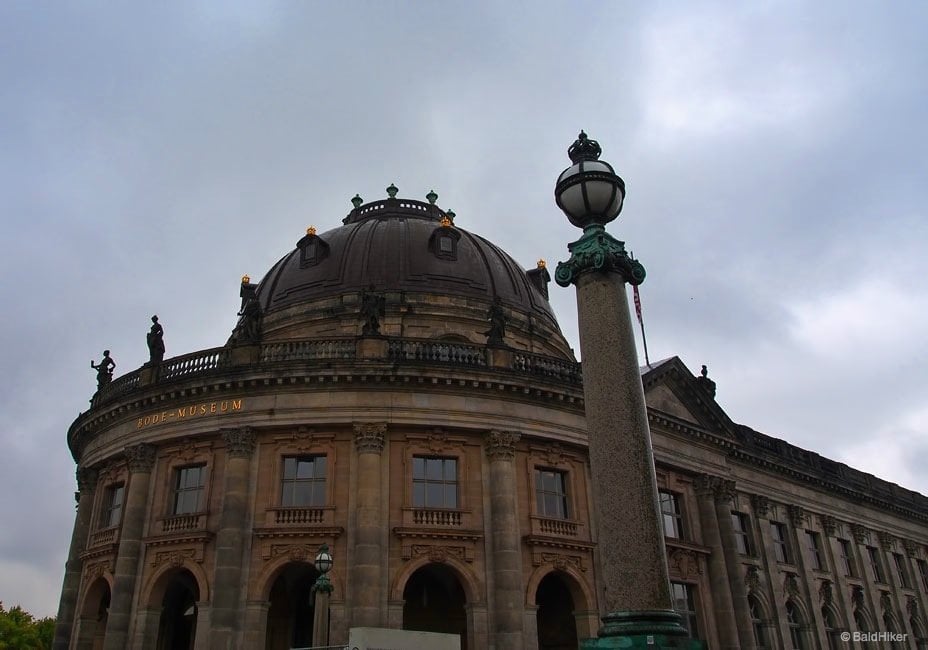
[251,196,572,359]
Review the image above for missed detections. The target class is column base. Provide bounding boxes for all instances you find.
[580,610,705,649]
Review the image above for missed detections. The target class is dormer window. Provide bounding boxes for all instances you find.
[428,219,461,261]
[296,227,330,268]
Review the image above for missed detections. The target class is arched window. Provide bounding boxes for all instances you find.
[822,606,843,650]
[748,595,768,649]
[786,600,806,650]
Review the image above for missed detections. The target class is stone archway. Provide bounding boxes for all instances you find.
[155,569,200,650]
[264,561,320,650]
[536,572,578,650]
[75,577,111,650]
[402,562,468,649]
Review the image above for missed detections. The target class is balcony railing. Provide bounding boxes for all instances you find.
[388,340,487,367]
[161,513,205,534]
[88,526,119,548]
[512,352,583,383]
[532,515,579,537]
[159,347,230,381]
[269,506,330,526]
[411,508,463,526]
[261,339,355,362]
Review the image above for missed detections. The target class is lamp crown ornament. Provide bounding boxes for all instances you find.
[568,130,603,163]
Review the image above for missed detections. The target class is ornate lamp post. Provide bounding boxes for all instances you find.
[555,132,697,649]
[311,544,334,648]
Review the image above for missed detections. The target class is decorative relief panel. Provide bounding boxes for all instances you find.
[149,548,198,569]
[851,524,869,544]
[668,548,703,581]
[531,551,586,573]
[407,544,468,564]
[750,494,770,518]
[820,515,837,537]
[787,505,806,528]
[125,443,157,472]
[221,427,256,458]
[485,430,520,461]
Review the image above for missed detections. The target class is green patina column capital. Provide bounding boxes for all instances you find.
[312,573,334,594]
[555,224,646,287]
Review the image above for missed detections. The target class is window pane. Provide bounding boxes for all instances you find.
[295,459,315,479]
[427,483,443,507]
[412,457,425,479]
[315,456,327,477]
[413,482,425,507]
[445,484,457,508]
[426,459,442,480]
[444,459,457,481]
[283,457,297,479]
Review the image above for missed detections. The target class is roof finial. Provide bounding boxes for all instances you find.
[307,226,317,236]
[446,209,456,222]
[351,194,363,209]
[426,189,438,205]
[386,183,398,199]
[241,274,250,284]
[537,259,547,268]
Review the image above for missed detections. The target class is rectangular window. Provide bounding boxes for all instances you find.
[412,457,458,509]
[172,464,206,515]
[731,512,753,556]
[670,582,700,639]
[281,456,327,507]
[659,490,684,539]
[893,553,910,588]
[918,559,928,592]
[805,530,824,571]
[771,521,791,564]
[838,538,857,577]
[867,546,885,583]
[535,468,569,519]
[99,484,125,529]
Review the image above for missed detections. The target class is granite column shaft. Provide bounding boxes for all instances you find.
[712,480,756,649]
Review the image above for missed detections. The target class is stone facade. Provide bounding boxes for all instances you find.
[56,197,928,650]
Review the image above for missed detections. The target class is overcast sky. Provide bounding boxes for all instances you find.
[2,1,926,618]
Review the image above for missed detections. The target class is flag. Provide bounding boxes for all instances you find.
[633,284,643,326]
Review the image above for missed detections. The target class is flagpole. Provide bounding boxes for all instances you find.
[632,284,651,368]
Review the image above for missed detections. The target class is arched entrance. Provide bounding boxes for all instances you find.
[536,572,578,650]
[402,563,467,648]
[75,577,111,650]
[265,562,320,650]
[156,570,199,650]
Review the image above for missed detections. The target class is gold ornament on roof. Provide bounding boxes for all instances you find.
[241,274,251,284]
[307,226,317,236]
[537,259,547,268]
[440,216,452,227]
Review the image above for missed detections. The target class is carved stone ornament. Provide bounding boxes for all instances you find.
[714,479,737,505]
[880,590,892,613]
[536,552,584,573]
[784,573,801,598]
[427,430,449,453]
[693,474,718,498]
[125,443,157,472]
[221,427,256,458]
[353,422,386,454]
[745,565,761,593]
[76,467,99,493]
[544,442,566,466]
[903,539,918,559]
[851,585,865,610]
[150,549,196,569]
[819,579,833,604]
[787,505,806,528]
[410,544,466,564]
[750,494,770,518]
[907,595,918,618]
[820,515,837,537]
[851,523,868,544]
[485,430,520,461]
[669,548,703,581]
[878,531,895,552]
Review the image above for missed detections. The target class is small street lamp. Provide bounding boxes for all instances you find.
[311,544,334,648]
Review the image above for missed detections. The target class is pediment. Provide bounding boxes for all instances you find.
[642,357,739,441]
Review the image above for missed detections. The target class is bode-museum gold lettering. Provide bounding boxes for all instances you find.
[137,399,243,429]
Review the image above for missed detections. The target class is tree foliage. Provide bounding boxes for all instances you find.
[0,602,55,650]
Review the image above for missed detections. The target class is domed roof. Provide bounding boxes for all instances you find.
[255,197,558,327]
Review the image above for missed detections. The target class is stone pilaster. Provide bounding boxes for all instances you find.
[711,479,756,649]
[103,443,156,650]
[209,427,257,648]
[53,467,98,650]
[485,430,523,650]
[351,422,386,627]
[693,475,740,650]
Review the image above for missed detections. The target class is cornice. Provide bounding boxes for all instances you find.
[392,527,483,543]
[523,535,596,552]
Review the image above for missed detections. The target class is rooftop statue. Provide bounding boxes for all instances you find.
[147,315,165,364]
[90,350,115,390]
[232,297,263,344]
[484,296,506,345]
[360,287,385,336]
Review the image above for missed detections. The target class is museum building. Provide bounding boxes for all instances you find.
[56,192,928,650]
